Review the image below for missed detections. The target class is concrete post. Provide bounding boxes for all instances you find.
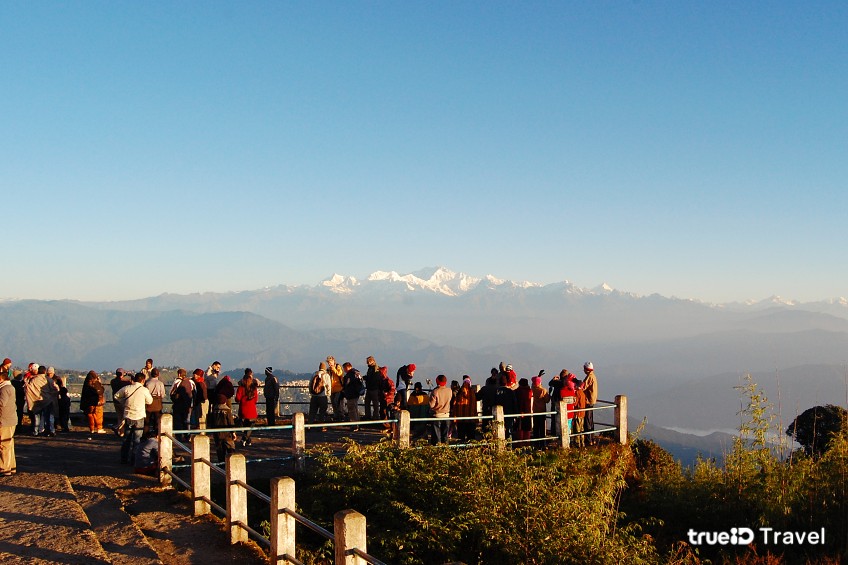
[395,410,410,448]
[159,413,173,486]
[558,398,572,449]
[492,405,506,451]
[271,476,296,565]
[615,395,628,445]
[292,412,305,473]
[226,453,249,544]
[192,434,211,516]
[334,509,367,565]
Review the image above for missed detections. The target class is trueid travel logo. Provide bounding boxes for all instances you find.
[687,527,826,546]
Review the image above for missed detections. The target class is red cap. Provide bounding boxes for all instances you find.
[408,363,416,372]
[193,368,204,377]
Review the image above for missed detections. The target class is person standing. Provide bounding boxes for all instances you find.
[114,372,153,464]
[428,375,452,445]
[548,370,566,436]
[0,363,17,476]
[170,369,195,433]
[341,363,362,431]
[110,369,132,436]
[363,355,381,420]
[210,383,236,463]
[54,374,72,432]
[326,356,345,422]
[308,362,330,425]
[191,369,209,430]
[581,362,599,445]
[531,375,550,446]
[141,358,154,380]
[235,369,258,447]
[478,374,498,434]
[379,366,395,425]
[205,361,222,393]
[80,371,106,435]
[145,367,165,434]
[263,367,279,426]
[394,363,416,410]
[453,377,478,442]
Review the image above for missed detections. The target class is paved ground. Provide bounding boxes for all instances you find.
[0,422,271,565]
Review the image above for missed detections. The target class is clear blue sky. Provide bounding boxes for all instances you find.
[4,2,847,303]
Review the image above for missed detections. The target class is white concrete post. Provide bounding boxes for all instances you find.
[271,476,296,565]
[615,395,628,445]
[334,509,367,565]
[492,405,506,451]
[558,398,572,449]
[192,434,211,516]
[292,412,305,473]
[226,453,249,544]
[395,410,410,448]
[159,413,173,486]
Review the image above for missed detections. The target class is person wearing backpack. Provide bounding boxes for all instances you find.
[308,362,330,425]
[170,368,195,434]
[341,362,362,431]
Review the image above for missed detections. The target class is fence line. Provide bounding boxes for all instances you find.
[158,396,628,564]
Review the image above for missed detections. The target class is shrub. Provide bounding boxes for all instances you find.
[299,440,658,565]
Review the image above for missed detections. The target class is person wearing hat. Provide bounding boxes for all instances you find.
[581,362,599,445]
[428,375,452,445]
[0,359,17,475]
[394,363,416,410]
[263,367,280,426]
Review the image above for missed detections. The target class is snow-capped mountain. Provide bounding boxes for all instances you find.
[322,266,579,297]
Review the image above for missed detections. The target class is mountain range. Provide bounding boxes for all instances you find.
[2,266,847,457]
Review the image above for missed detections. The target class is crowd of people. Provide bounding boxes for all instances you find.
[304,355,600,448]
[0,354,601,477]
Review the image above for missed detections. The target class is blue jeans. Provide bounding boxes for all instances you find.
[121,418,145,464]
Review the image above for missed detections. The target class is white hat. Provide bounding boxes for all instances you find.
[584,362,593,371]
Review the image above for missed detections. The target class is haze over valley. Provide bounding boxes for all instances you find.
[3,267,846,462]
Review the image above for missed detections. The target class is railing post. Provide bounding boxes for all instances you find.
[492,405,506,451]
[558,398,572,449]
[395,410,410,448]
[192,434,211,516]
[159,413,173,486]
[271,476,296,565]
[334,509,367,565]
[226,453,249,544]
[292,412,305,473]
[615,395,628,445]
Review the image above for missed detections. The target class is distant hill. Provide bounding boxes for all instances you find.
[4,268,848,461]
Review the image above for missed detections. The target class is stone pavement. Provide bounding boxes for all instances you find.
[0,428,267,565]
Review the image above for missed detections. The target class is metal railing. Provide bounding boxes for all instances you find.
[158,396,628,564]
[159,414,387,565]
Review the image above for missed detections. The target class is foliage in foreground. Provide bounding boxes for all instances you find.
[624,376,848,564]
[299,440,657,565]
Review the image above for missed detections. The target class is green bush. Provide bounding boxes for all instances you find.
[299,440,658,565]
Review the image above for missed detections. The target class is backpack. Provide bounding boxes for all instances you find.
[310,371,325,395]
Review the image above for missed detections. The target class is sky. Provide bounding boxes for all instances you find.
[3,2,847,303]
